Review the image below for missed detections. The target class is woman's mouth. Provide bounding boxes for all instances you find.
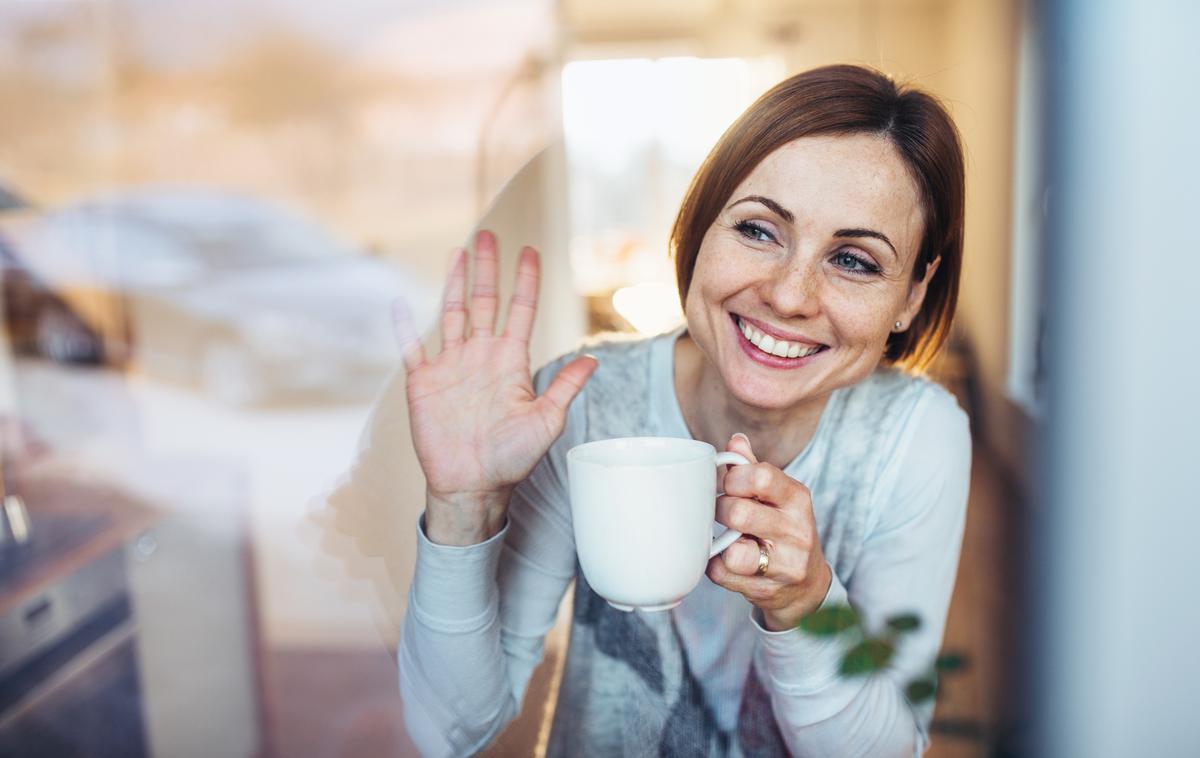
[732,314,828,368]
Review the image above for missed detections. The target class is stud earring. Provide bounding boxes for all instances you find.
[894,321,903,331]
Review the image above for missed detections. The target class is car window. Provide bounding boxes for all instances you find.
[180,215,347,268]
[112,195,353,269]
[29,210,204,288]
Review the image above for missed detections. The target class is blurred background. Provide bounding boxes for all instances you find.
[1,0,1196,756]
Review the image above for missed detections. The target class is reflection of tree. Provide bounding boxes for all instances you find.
[0,5,556,260]
[210,34,358,129]
[195,34,368,211]
[0,6,113,197]
[0,13,80,135]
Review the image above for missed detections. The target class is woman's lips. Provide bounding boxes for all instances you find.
[730,313,827,369]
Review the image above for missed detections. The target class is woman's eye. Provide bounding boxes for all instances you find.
[734,220,775,244]
[832,250,881,274]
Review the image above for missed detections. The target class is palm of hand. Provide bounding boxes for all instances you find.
[407,335,556,497]
[393,232,596,521]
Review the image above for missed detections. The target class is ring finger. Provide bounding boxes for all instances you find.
[715,495,783,575]
[721,536,773,577]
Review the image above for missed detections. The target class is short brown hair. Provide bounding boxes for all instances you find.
[670,64,965,370]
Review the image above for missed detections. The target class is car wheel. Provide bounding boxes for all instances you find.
[36,306,101,364]
[202,340,262,407]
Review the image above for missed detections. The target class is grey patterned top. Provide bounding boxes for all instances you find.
[399,329,971,757]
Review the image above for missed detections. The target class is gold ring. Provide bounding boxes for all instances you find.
[755,540,770,577]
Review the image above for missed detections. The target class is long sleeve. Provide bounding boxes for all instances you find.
[754,388,972,757]
[398,358,585,757]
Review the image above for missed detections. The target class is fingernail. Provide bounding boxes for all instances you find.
[733,432,749,444]
[583,353,598,362]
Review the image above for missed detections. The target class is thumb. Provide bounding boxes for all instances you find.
[726,432,758,464]
[537,354,598,417]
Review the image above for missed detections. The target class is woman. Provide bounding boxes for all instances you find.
[395,64,970,757]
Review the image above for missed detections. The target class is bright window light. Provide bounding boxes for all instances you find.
[612,282,684,336]
[561,55,783,301]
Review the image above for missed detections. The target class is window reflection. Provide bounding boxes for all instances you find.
[0,0,1040,755]
[0,1,497,753]
[562,56,783,335]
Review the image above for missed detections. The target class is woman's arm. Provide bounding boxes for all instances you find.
[398,358,584,757]
[753,390,971,756]
[392,231,595,755]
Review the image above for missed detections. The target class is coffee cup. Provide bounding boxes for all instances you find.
[566,436,751,612]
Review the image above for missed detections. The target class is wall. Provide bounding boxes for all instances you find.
[475,137,586,370]
[767,0,1025,476]
[935,0,1024,478]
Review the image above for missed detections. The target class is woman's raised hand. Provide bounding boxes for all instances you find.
[393,231,598,545]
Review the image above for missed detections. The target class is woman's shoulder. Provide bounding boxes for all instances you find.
[829,366,970,468]
[579,329,664,359]
[847,366,967,427]
[533,330,665,391]
[856,366,972,480]
[850,368,972,536]
[530,330,670,445]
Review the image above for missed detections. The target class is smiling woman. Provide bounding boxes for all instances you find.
[395,64,970,757]
[681,135,937,423]
[671,65,964,373]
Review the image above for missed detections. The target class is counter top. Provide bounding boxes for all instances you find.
[0,471,159,616]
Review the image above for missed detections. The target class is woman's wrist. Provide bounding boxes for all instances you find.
[424,488,511,546]
[761,560,834,631]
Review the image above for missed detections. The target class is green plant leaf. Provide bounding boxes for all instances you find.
[798,604,860,636]
[840,638,895,676]
[905,678,937,704]
[935,653,967,672]
[886,613,922,633]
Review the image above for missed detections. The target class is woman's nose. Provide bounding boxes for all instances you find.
[756,260,822,319]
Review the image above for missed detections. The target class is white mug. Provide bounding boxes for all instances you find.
[566,437,751,612]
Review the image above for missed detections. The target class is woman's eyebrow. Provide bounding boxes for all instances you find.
[834,228,899,259]
[729,195,899,260]
[729,195,794,223]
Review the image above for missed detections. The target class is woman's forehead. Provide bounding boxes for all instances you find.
[730,134,925,258]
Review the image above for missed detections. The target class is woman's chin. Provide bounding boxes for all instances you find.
[724,375,820,413]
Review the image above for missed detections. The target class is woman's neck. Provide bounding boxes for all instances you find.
[673,333,830,470]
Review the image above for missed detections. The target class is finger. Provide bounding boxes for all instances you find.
[441,247,468,347]
[726,432,759,463]
[469,229,499,338]
[536,354,598,418]
[501,246,539,343]
[706,553,773,596]
[722,536,769,577]
[723,462,808,510]
[720,433,758,493]
[391,296,425,372]
[716,495,785,540]
[714,496,784,577]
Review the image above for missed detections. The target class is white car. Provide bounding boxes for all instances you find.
[4,187,433,406]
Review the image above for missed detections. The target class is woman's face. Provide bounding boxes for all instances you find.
[683,133,936,413]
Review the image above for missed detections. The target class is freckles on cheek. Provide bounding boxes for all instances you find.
[684,278,709,314]
[693,259,736,301]
[828,295,894,345]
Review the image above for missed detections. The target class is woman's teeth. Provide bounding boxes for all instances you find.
[738,317,823,359]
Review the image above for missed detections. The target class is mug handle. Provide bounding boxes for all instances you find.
[710,451,751,558]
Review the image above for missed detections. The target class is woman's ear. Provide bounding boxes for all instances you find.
[900,256,941,326]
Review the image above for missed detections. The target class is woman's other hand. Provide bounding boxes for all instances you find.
[708,433,834,630]
[392,231,598,546]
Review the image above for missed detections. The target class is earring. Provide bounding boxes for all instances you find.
[894,321,903,332]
